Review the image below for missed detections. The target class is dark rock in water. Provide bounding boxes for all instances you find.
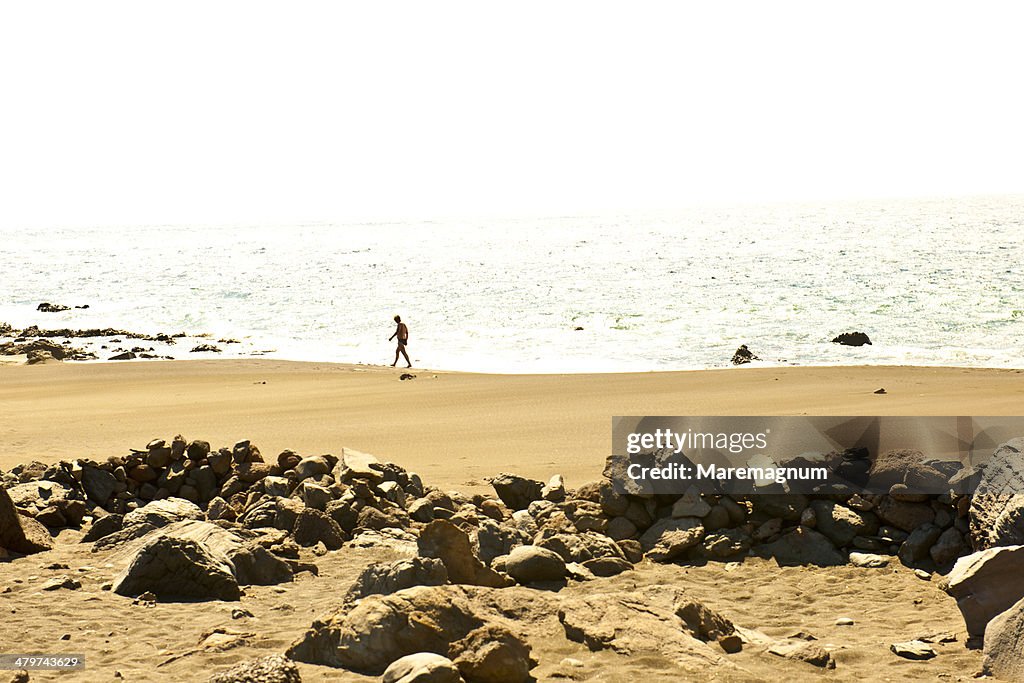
[730,344,759,365]
[208,654,301,683]
[191,343,222,353]
[832,331,872,346]
[109,352,136,361]
[37,302,70,313]
[489,473,544,511]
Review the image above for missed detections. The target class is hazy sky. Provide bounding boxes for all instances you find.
[2,1,1022,228]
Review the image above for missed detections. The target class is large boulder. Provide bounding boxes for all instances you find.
[287,584,535,681]
[638,517,704,562]
[831,331,871,346]
[110,520,292,600]
[969,438,1024,550]
[0,486,53,554]
[942,545,1024,639]
[809,500,868,547]
[81,465,118,505]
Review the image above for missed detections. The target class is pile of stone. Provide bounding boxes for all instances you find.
[5,436,1024,680]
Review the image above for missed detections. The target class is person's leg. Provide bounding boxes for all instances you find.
[392,345,400,366]
[400,345,411,368]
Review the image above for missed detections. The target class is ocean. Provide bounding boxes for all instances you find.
[2,195,1022,373]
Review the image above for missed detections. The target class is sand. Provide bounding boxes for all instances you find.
[1,360,1022,493]
[1,359,1015,681]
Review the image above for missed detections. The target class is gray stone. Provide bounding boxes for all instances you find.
[930,527,967,566]
[294,455,331,481]
[639,517,704,562]
[417,520,511,588]
[671,487,711,518]
[333,448,385,484]
[383,653,461,683]
[876,497,935,532]
[848,552,889,568]
[970,438,1024,550]
[292,508,345,550]
[810,500,868,547]
[81,465,118,505]
[983,595,1024,680]
[898,523,942,566]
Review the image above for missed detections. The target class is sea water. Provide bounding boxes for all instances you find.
[1,196,1022,372]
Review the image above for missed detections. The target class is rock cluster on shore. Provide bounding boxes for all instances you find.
[3,436,1024,680]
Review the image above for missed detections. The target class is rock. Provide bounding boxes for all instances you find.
[299,483,333,511]
[848,552,889,568]
[186,440,211,461]
[122,498,204,529]
[730,344,759,364]
[700,529,752,559]
[537,531,626,564]
[969,438,1024,550]
[294,456,331,481]
[639,517,704,562]
[236,462,273,483]
[82,513,124,542]
[606,516,638,541]
[263,476,292,498]
[930,527,966,566]
[982,595,1024,680]
[889,640,936,660]
[582,556,633,577]
[277,450,302,472]
[671,486,711,518]
[292,509,345,550]
[112,534,241,601]
[0,487,52,555]
[287,585,535,677]
[749,494,806,522]
[875,497,935,532]
[206,497,236,523]
[41,576,82,591]
[191,343,222,353]
[37,302,70,312]
[26,349,56,364]
[417,520,511,588]
[832,331,872,346]
[383,653,461,683]
[557,588,731,675]
[408,498,435,523]
[810,500,868,547]
[333,448,385,484]
[345,558,448,602]
[835,617,854,626]
[208,654,301,683]
[489,473,544,511]
[541,475,566,503]
[452,624,533,683]
[504,545,566,584]
[675,599,735,642]
[768,640,836,668]
[81,465,118,505]
[753,527,845,566]
[898,523,943,566]
[942,545,1024,639]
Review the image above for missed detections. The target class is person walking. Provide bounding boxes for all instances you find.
[389,314,411,368]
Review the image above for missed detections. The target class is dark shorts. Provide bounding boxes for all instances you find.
[398,339,407,346]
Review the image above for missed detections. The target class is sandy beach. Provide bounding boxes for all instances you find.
[2,360,1022,491]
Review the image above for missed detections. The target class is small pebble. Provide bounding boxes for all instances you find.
[914,569,932,581]
[835,617,855,626]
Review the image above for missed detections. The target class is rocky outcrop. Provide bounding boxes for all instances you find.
[831,331,872,346]
[982,595,1024,680]
[0,486,53,555]
[969,438,1024,550]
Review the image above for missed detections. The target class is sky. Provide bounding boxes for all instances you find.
[1,1,1023,229]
